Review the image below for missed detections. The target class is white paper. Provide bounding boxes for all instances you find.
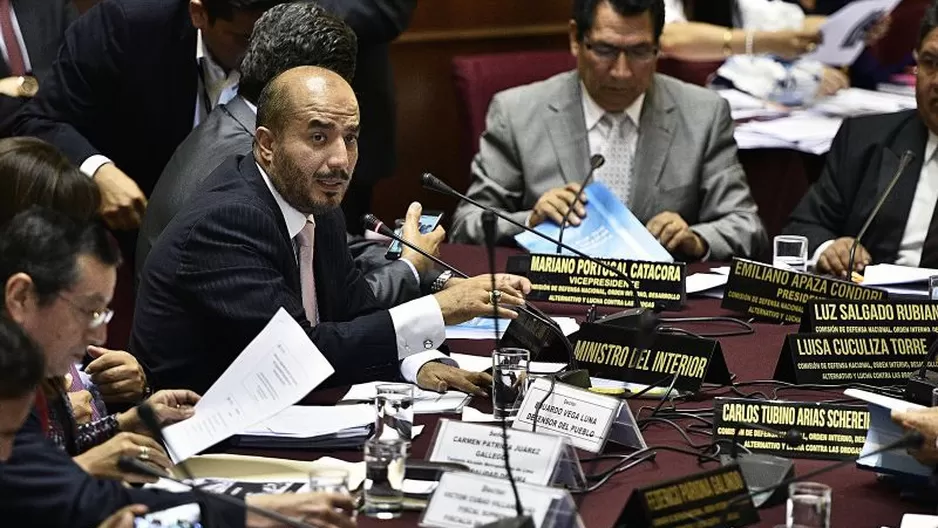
[686,273,729,294]
[844,388,924,412]
[901,514,938,528]
[445,316,578,341]
[813,88,916,117]
[861,264,938,286]
[449,352,566,376]
[240,405,373,438]
[339,381,470,414]
[460,406,499,423]
[710,266,731,275]
[163,309,335,462]
[804,0,902,66]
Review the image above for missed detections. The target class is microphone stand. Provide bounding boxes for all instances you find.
[556,154,605,254]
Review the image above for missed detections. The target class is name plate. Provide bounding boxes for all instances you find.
[420,472,581,528]
[721,258,887,323]
[512,378,620,453]
[506,254,685,310]
[713,398,869,461]
[573,323,731,393]
[427,419,584,487]
[801,300,938,334]
[617,464,759,528]
[775,333,938,385]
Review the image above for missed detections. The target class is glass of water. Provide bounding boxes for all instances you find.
[774,235,809,273]
[492,348,530,420]
[786,482,831,528]
[930,276,938,300]
[308,468,349,494]
[363,438,407,519]
[375,383,414,443]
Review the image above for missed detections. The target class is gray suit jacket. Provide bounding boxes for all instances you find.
[450,71,767,261]
[137,95,437,308]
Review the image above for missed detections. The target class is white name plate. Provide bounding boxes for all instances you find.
[420,472,581,528]
[512,377,619,453]
[427,419,583,487]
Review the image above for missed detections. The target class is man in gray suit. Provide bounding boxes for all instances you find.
[139,2,447,307]
[451,0,766,261]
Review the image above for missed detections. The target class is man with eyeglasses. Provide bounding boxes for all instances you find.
[784,1,938,278]
[450,0,766,262]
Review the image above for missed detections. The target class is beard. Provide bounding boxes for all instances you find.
[269,152,350,216]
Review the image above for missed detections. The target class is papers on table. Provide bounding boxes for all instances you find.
[718,89,791,121]
[460,406,499,423]
[844,389,931,479]
[234,405,373,449]
[812,88,916,117]
[901,514,938,528]
[339,381,470,414]
[860,264,937,298]
[514,182,672,262]
[686,273,729,295]
[804,0,902,66]
[162,309,334,463]
[449,352,566,376]
[445,316,579,341]
[160,453,366,490]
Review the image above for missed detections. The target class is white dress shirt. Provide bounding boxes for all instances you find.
[256,163,449,383]
[80,30,240,178]
[581,83,644,194]
[0,2,31,71]
[812,133,938,268]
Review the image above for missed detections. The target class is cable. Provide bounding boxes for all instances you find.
[625,373,677,400]
[530,373,557,434]
[658,316,755,338]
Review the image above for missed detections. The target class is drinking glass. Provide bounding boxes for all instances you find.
[786,482,831,528]
[308,468,349,494]
[773,235,809,273]
[375,383,414,442]
[930,275,938,300]
[492,348,530,419]
[363,438,407,519]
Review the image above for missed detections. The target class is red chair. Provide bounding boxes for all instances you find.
[870,0,929,67]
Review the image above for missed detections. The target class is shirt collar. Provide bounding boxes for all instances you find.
[580,82,645,132]
[926,131,938,165]
[256,162,314,239]
[196,30,231,83]
[244,97,257,115]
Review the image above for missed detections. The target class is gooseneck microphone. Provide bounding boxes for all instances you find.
[847,150,915,277]
[556,154,605,254]
[421,172,638,307]
[118,457,317,528]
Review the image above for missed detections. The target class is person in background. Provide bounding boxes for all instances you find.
[783,2,938,276]
[450,0,767,261]
[0,315,44,463]
[0,208,358,528]
[141,2,448,309]
[660,0,889,102]
[0,0,76,133]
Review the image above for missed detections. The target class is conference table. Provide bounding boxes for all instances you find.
[229,244,934,528]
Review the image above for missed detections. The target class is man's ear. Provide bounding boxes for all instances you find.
[189,0,208,30]
[569,20,581,57]
[4,273,36,326]
[254,126,275,166]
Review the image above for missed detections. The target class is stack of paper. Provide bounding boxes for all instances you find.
[843,389,931,479]
[736,113,844,154]
[339,381,471,414]
[232,405,374,449]
[813,88,916,117]
[859,264,938,298]
[449,352,566,376]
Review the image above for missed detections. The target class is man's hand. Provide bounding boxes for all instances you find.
[246,492,356,528]
[758,29,822,60]
[74,432,171,482]
[417,362,492,396]
[865,14,891,46]
[68,390,95,425]
[892,408,938,466]
[433,274,531,325]
[97,505,148,528]
[399,202,445,275]
[818,66,850,97]
[529,183,587,228]
[94,163,147,230]
[117,389,199,435]
[645,212,708,259]
[817,237,870,278]
[86,346,148,404]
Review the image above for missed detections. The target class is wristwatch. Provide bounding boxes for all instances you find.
[431,270,454,292]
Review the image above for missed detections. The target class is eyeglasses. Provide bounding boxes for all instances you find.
[584,39,659,64]
[917,53,938,77]
[56,294,114,329]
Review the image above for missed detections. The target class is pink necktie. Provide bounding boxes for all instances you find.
[0,0,25,76]
[295,221,319,324]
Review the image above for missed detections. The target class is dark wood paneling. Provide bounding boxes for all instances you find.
[372,1,571,227]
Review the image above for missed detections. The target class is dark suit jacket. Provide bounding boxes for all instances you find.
[131,154,401,394]
[0,409,243,528]
[784,110,930,262]
[0,0,76,133]
[11,0,197,195]
[137,95,438,308]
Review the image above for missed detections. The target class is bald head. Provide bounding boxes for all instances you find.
[254,66,361,215]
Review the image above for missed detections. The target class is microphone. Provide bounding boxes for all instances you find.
[362,213,585,378]
[118,457,317,528]
[138,402,195,480]
[905,337,938,405]
[723,424,803,507]
[421,172,638,307]
[556,154,605,254]
[847,150,915,277]
[481,210,533,528]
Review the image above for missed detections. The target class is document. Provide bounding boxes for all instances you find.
[514,182,673,262]
[686,273,729,295]
[240,405,374,438]
[813,88,916,117]
[448,352,566,376]
[804,0,902,66]
[844,389,931,479]
[861,264,938,286]
[162,308,335,462]
[339,381,470,414]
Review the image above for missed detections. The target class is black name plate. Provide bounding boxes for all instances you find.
[775,333,938,385]
[721,258,887,323]
[618,463,759,528]
[572,323,731,393]
[713,398,869,461]
[505,254,685,310]
[801,300,938,334]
